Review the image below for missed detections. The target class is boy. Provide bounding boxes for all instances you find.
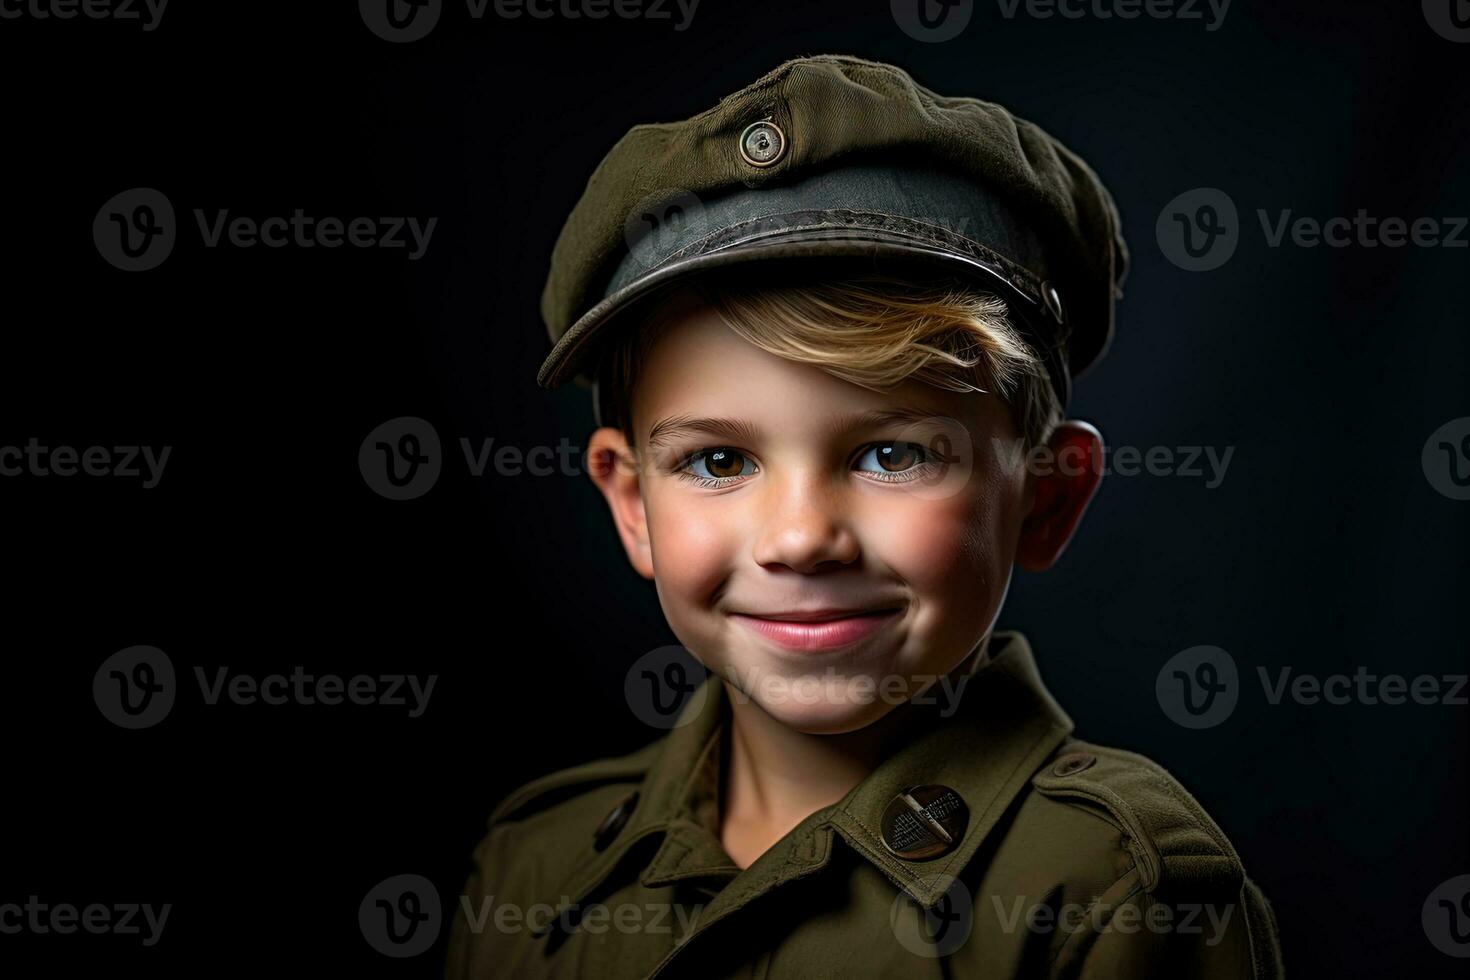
[448,54,1283,978]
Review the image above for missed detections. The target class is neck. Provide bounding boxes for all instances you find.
[718,635,993,849]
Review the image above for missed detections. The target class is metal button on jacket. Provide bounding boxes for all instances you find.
[592,790,639,852]
[738,120,786,167]
[1051,751,1097,777]
[880,784,970,860]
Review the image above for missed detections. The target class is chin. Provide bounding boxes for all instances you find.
[743,684,899,735]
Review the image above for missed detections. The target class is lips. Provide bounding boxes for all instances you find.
[728,607,901,652]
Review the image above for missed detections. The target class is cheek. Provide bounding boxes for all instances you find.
[859,483,1015,602]
[645,488,739,606]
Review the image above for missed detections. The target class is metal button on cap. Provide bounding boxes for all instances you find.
[880,785,970,861]
[1041,280,1065,324]
[592,790,639,852]
[1050,752,1096,777]
[739,120,787,168]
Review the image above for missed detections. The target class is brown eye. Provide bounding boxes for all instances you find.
[862,442,927,473]
[687,448,754,480]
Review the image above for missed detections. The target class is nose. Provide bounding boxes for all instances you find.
[750,471,861,574]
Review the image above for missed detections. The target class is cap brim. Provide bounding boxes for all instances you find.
[538,231,1060,394]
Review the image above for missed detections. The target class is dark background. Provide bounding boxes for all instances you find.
[2,0,1466,975]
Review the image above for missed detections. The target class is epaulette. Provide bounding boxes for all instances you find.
[1031,740,1245,896]
[486,739,661,829]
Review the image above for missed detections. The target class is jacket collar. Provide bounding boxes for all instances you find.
[546,631,1074,915]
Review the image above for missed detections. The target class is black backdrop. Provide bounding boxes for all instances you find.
[3,1,1467,976]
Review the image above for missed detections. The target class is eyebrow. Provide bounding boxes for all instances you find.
[644,406,947,449]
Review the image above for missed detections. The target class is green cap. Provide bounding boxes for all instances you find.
[538,53,1129,414]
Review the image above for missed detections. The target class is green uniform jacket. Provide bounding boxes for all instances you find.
[446,632,1284,978]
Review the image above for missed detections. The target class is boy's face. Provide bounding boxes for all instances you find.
[589,288,1100,735]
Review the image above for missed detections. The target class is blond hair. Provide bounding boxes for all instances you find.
[597,269,1062,448]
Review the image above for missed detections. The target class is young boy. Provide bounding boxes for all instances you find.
[447,55,1283,978]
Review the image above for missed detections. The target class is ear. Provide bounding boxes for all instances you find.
[1015,420,1104,572]
[587,426,654,580]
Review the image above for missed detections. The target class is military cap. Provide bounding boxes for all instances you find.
[537,53,1130,421]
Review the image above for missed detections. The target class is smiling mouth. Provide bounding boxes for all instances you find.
[727,607,902,652]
